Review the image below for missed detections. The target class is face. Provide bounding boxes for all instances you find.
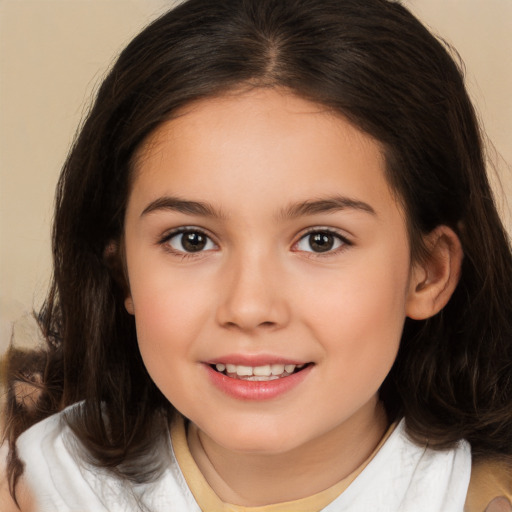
[123,88,419,456]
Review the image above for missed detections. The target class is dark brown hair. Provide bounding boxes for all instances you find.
[4,0,512,499]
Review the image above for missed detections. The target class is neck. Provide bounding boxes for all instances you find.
[188,399,389,506]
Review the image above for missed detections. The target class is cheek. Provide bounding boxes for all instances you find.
[134,294,202,349]
[127,263,214,375]
[130,255,213,327]
[132,289,208,406]
[302,250,410,368]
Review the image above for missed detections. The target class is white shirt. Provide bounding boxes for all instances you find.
[16,405,472,512]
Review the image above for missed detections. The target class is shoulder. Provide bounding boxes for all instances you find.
[0,476,35,512]
[14,403,109,511]
[465,459,512,512]
[1,442,35,512]
[16,404,71,465]
[13,405,198,511]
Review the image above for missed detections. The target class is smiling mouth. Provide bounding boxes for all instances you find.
[210,363,311,381]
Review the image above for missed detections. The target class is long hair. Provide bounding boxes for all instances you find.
[4,0,512,496]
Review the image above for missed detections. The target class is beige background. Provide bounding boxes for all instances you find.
[0,0,511,356]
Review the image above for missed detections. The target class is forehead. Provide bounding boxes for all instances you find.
[129,88,398,219]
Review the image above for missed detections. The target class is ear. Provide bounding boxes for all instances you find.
[406,226,463,320]
[103,239,134,315]
[124,296,135,315]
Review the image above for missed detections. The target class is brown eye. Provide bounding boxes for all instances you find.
[181,232,207,251]
[166,230,215,253]
[296,231,346,253]
[309,233,335,252]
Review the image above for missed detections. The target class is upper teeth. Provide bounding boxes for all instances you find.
[215,363,303,377]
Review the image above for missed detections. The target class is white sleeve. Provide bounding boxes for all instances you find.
[16,411,111,512]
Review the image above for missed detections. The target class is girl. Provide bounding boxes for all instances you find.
[2,0,511,510]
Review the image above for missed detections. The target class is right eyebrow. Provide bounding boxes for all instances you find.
[140,196,225,219]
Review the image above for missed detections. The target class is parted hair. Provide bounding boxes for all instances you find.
[4,0,512,498]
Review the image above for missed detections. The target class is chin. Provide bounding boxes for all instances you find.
[208,421,311,455]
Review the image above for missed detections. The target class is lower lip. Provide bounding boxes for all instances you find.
[205,364,313,401]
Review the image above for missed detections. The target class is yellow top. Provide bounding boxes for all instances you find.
[171,419,395,512]
[465,459,512,512]
[171,418,512,512]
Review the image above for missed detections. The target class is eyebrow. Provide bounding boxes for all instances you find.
[277,196,376,220]
[141,196,225,218]
[140,194,376,220]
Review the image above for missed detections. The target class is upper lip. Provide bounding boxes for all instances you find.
[204,354,310,366]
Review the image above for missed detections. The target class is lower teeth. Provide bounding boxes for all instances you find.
[241,375,281,381]
[224,371,294,381]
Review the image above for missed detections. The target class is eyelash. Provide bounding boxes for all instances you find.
[158,227,352,258]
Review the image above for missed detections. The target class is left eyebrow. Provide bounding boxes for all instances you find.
[277,195,376,220]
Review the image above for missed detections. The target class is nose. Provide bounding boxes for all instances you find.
[215,252,290,332]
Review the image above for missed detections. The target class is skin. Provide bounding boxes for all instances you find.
[0,464,34,512]
[123,88,462,505]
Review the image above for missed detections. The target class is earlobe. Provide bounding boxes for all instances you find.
[125,296,135,315]
[406,226,463,320]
